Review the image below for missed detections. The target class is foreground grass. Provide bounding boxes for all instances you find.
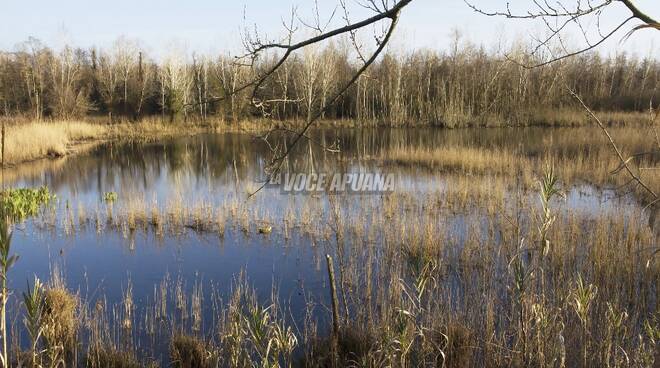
[19,168,659,367]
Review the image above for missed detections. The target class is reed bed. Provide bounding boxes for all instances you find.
[1,119,228,166]
[382,127,660,201]
[3,121,107,164]
[17,170,659,367]
[4,122,659,367]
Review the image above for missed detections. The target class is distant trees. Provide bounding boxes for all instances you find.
[96,46,119,121]
[161,47,192,122]
[48,46,89,119]
[0,36,657,125]
[211,56,251,123]
[20,38,49,121]
[297,44,321,123]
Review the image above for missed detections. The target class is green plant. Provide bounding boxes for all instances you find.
[23,277,45,367]
[243,301,297,368]
[0,186,54,222]
[0,211,17,367]
[537,164,564,256]
[571,274,598,367]
[103,192,118,204]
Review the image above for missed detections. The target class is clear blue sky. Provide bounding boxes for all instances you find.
[1,0,658,58]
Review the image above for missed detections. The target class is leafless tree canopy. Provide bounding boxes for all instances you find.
[466,0,658,67]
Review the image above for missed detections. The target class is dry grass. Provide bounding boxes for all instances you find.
[1,116,288,166]
[385,146,520,174]
[381,126,660,199]
[3,121,108,164]
[1,119,224,166]
[531,109,651,127]
[1,109,654,167]
[169,335,213,368]
[5,120,659,367]
[86,346,143,368]
[42,287,79,363]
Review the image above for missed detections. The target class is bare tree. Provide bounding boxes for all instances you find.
[161,46,192,122]
[296,43,321,123]
[96,48,119,122]
[211,55,252,123]
[318,43,342,119]
[466,0,658,67]
[113,37,140,117]
[49,46,89,119]
[130,51,156,120]
[20,38,49,121]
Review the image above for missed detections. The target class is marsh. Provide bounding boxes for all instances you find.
[4,125,658,366]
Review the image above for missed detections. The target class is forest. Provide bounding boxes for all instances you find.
[1,35,658,127]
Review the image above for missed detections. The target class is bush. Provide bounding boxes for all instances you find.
[170,334,213,368]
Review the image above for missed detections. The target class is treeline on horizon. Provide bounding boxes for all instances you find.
[0,36,658,127]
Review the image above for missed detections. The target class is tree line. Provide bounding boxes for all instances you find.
[0,35,658,126]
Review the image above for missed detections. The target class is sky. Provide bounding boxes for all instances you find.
[0,0,658,58]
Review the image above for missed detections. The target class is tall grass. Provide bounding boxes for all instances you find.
[3,121,107,164]
[3,122,659,366]
[12,167,658,367]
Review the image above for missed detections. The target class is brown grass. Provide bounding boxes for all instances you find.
[86,346,144,368]
[385,146,520,175]
[169,334,213,368]
[1,109,654,167]
[3,121,107,164]
[42,287,79,361]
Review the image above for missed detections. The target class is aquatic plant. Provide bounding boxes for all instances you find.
[22,277,45,367]
[0,211,16,367]
[42,286,79,365]
[242,301,298,367]
[86,346,144,368]
[169,334,214,368]
[103,191,118,204]
[571,274,598,367]
[0,186,54,222]
[537,164,564,256]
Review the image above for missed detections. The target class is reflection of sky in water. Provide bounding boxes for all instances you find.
[4,127,648,354]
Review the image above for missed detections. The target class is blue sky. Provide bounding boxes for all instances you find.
[1,0,658,58]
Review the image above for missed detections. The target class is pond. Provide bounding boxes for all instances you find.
[4,127,656,364]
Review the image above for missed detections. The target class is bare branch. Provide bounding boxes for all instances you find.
[466,0,658,69]
[567,86,658,201]
[247,11,402,197]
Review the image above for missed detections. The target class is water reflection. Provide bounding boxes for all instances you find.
[5,127,650,360]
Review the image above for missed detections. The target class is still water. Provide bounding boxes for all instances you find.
[5,127,643,356]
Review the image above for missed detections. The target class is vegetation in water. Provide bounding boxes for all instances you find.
[0,186,54,222]
[4,159,657,367]
[103,191,118,204]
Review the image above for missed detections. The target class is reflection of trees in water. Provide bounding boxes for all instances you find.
[6,128,657,198]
